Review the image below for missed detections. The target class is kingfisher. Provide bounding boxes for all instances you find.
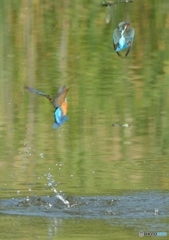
[25,85,69,128]
[113,21,134,56]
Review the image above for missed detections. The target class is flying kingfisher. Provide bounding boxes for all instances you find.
[113,21,134,56]
[25,85,69,128]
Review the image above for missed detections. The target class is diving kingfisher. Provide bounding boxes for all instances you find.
[25,85,69,128]
[113,21,134,56]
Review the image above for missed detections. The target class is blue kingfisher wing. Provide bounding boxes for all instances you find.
[25,86,46,96]
[25,86,54,105]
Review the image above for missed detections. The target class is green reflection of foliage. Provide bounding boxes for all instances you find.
[0,0,169,196]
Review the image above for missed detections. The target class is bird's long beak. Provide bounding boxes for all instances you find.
[124,22,130,30]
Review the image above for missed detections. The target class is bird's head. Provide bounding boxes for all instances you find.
[118,22,130,32]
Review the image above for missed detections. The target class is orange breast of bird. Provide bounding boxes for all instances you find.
[60,100,68,115]
[54,87,69,107]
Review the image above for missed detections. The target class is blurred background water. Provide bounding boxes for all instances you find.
[0,0,169,239]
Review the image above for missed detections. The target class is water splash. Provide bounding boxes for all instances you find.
[45,173,70,207]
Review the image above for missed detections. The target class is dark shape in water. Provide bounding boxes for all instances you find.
[25,85,69,128]
[113,21,134,56]
[101,0,134,24]
[112,123,131,127]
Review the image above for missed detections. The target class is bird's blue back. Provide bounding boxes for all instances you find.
[53,107,68,128]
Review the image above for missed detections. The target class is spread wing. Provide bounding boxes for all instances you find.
[124,27,135,56]
[112,28,123,56]
[113,28,121,46]
[124,27,135,46]
[25,86,54,104]
[25,85,69,108]
[53,86,69,108]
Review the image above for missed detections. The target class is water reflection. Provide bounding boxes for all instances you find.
[102,0,134,24]
[0,0,169,239]
[0,0,168,192]
[112,123,131,127]
[0,0,169,185]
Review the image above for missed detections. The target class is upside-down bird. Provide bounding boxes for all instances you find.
[25,85,69,128]
[113,21,134,56]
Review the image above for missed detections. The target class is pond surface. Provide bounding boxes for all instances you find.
[0,0,169,239]
[0,191,168,239]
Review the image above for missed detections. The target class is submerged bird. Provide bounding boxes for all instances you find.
[25,85,69,128]
[113,21,134,56]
